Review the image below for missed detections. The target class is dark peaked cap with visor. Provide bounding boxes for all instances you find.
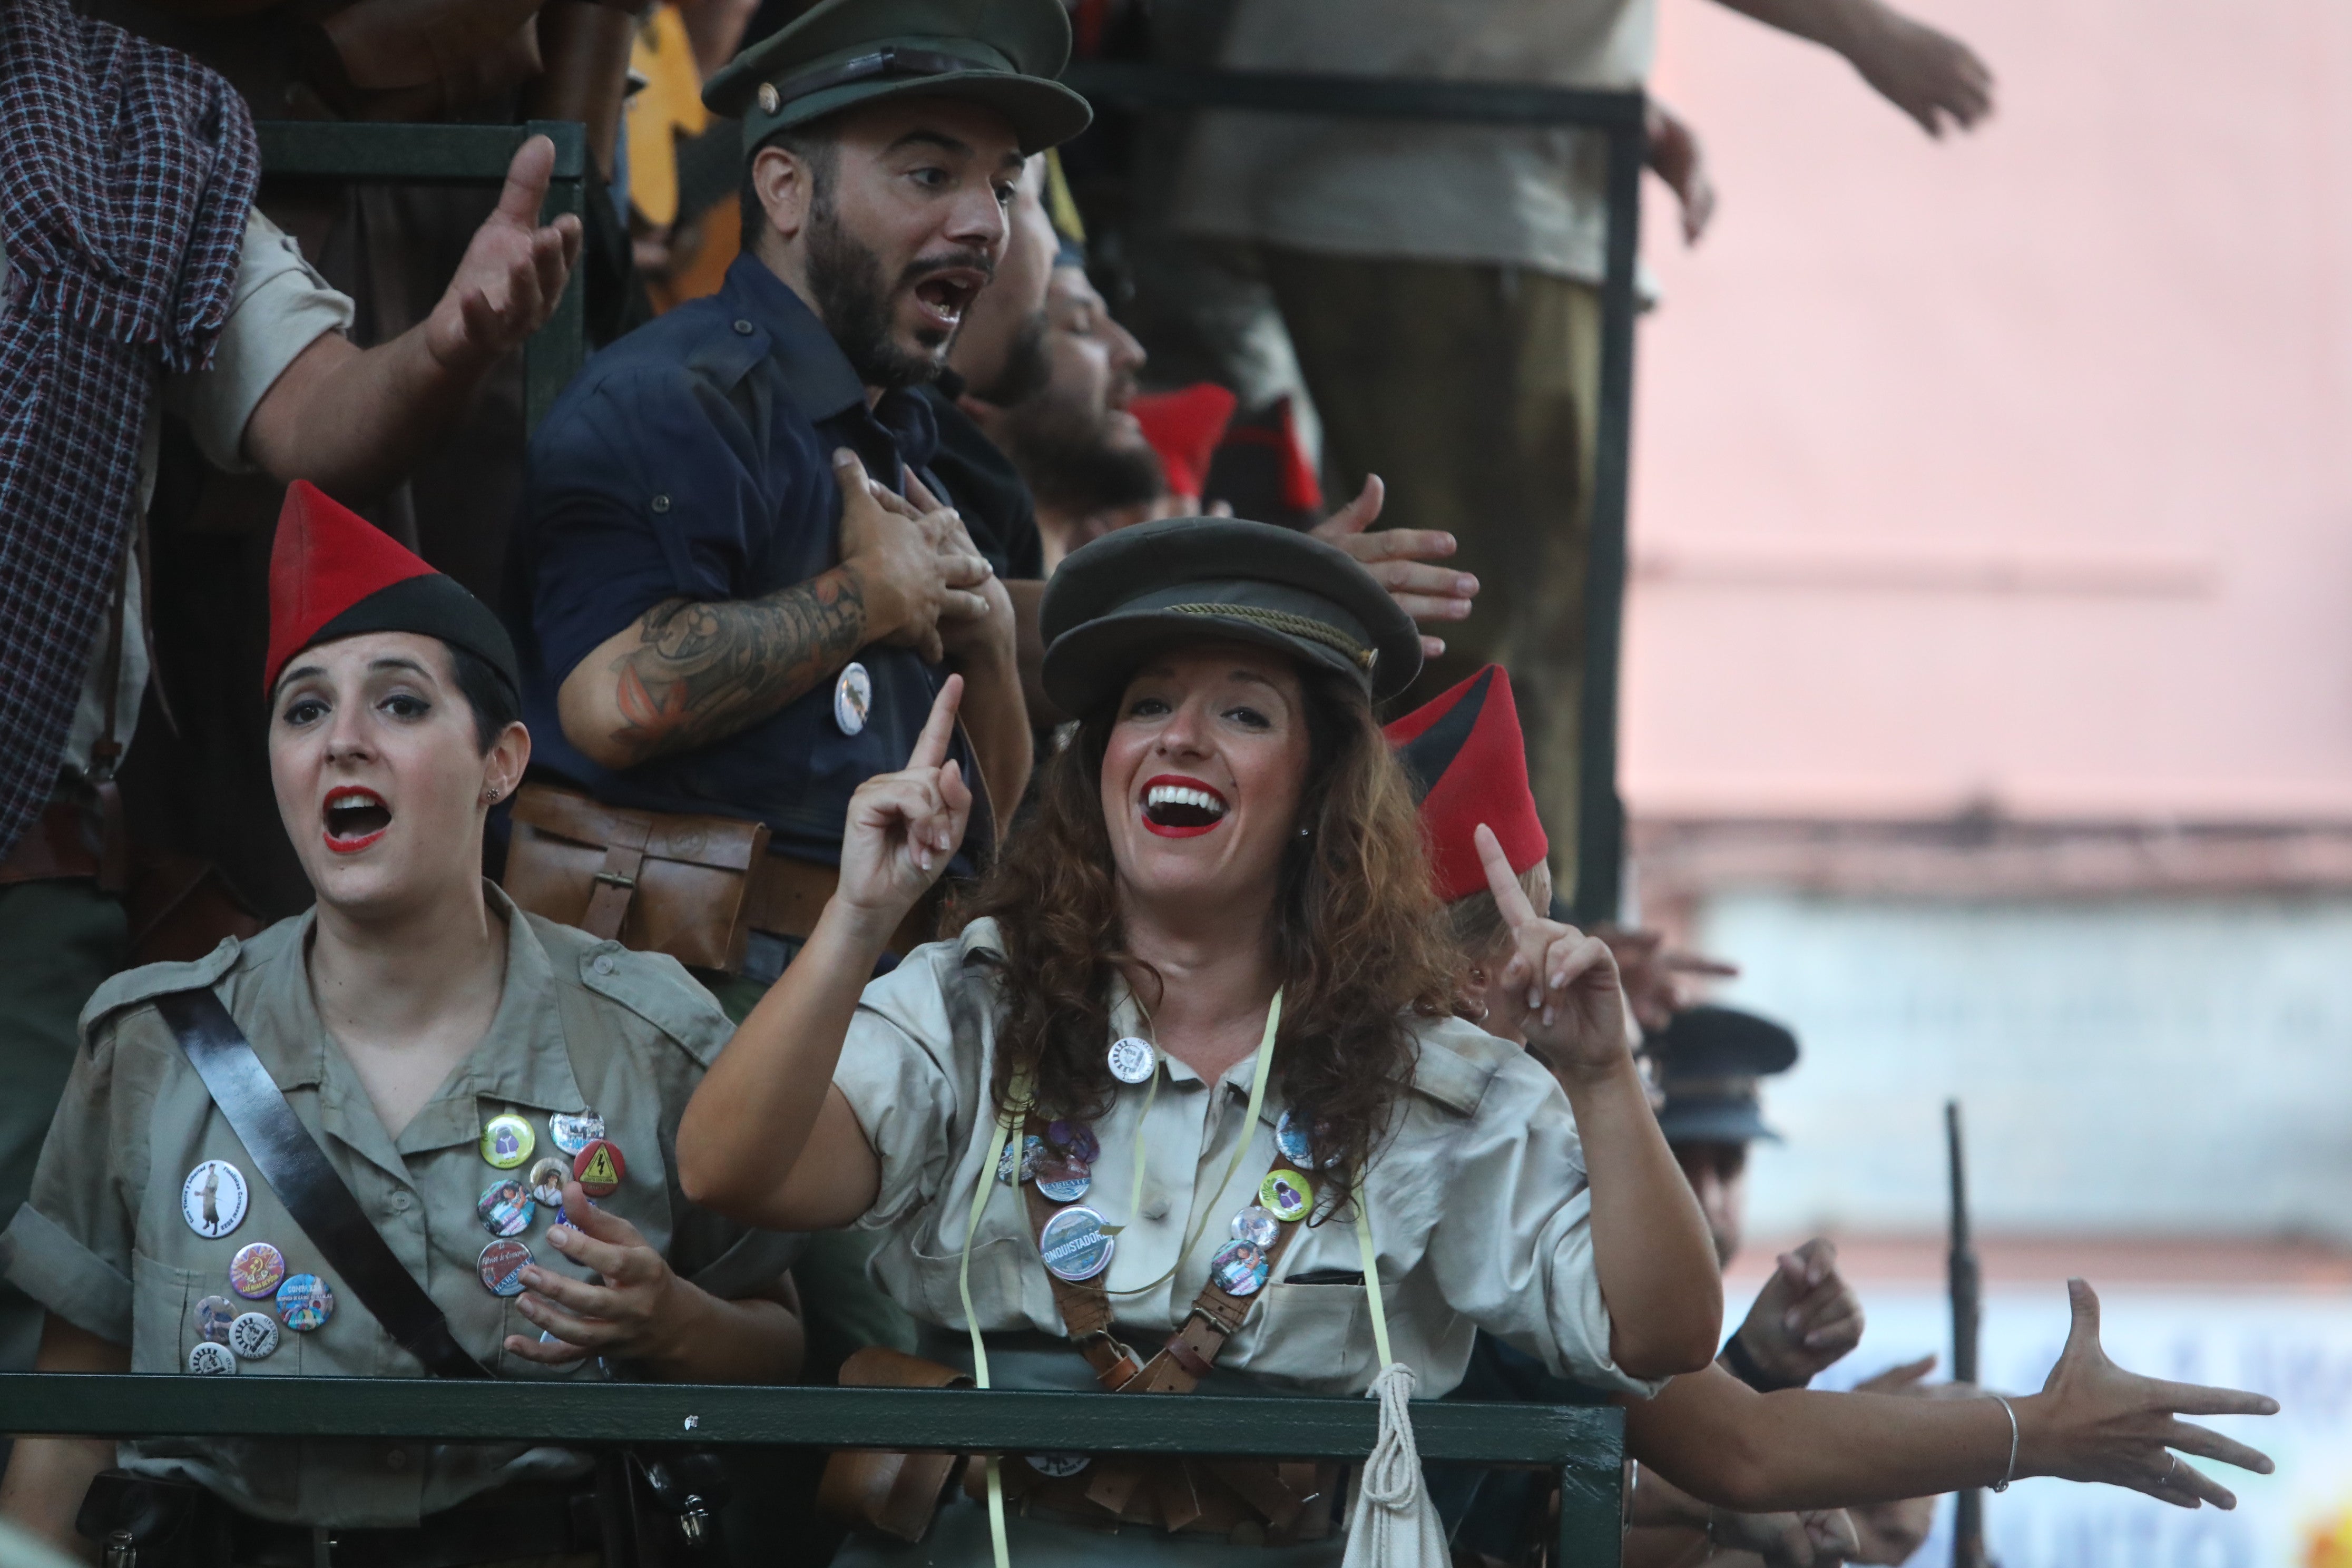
[1649,1005,1801,1146]
[1040,517,1422,715]
[702,0,1093,158]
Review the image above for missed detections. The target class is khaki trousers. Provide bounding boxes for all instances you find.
[1261,249,1602,886]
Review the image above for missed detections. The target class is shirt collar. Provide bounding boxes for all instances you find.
[721,253,944,474]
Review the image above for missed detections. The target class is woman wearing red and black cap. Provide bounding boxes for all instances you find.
[0,486,803,1564]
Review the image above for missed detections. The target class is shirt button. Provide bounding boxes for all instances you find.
[593,954,617,976]
[1141,1195,1169,1221]
[650,494,671,514]
[384,1447,409,1472]
[389,1190,412,1213]
[732,319,753,336]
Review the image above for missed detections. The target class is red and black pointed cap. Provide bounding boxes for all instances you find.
[264,481,519,699]
[1383,664,1547,903]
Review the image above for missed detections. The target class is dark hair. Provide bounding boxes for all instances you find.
[739,123,841,248]
[949,660,1457,1213]
[447,644,521,754]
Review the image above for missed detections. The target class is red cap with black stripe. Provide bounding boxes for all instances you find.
[1384,664,1547,903]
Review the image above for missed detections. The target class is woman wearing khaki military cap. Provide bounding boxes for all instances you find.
[681,516,1725,1563]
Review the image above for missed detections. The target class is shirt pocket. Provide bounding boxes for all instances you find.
[1243,1279,1375,1396]
[132,1248,208,1375]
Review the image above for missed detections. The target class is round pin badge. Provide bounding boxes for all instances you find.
[187,1341,237,1375]
[478,1178,535,1238]
[180,1159,248,1239]
[228,1311,280,1361]
[482,1113,535,1170]
[1046,1121,1101,1164]
[572,1139,625,1198]
[1025,1453,1091,1479]
[996,1133,1045,1186]
[833,661,873,736]
[527,1156,571,1210]
[276,1273,334,1332]
[1033,1153,1092,1205]
[1258,1170,1314,1223]
[1209,1239,1270,1298]
[1230,1206,1279,1249]
[1106,1037,1157,1085]
[548,1110,605,1155]
[194,1295,237,1345]
[478,1238,533,1297]
[1037,1206,1115,1282]
[229,1241,286,1299]
[1274,1109,1320,1168]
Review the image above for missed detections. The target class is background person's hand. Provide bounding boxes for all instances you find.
[1309,476,1478,657]
[1475,822,1630,1079]
[835,451,992,664]
[426,136,584,377]
[1598,924,1739,1033]
[504,1180,692,1365]
[1842,3,1995,137]
[2019,1279,2277,1507]
[1645,100,1717,244]
[1708,1505,1860,1566]
[835,675,971,927]
[1731,1237,1866,1386]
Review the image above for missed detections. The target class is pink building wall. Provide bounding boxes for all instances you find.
[1626,0,2352,826]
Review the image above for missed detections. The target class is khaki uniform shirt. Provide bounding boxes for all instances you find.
[832,919,1660,1403]
[0,885,801,1527]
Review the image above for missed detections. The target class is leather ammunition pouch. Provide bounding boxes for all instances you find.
[815,1346,975,1543]
[501,784,771,975]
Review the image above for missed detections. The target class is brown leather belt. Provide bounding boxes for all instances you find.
[0,798,104,887]
[743,850,939,959]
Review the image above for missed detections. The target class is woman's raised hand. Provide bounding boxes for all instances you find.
[1474,823,1629,1078]
[836,675,972,931]
[2020,1279,2275,1507]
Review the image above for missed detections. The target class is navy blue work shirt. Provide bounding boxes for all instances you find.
[506,254,982,870]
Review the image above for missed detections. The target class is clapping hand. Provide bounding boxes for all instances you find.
[426,136,584,376]
[836,675,972,929]
[1473,822,1628,1079]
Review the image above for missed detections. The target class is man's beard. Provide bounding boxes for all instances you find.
[804,202,986,392]
[995,382,1165,516]
[966,306,1051,406]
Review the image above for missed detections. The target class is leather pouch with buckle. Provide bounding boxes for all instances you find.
[501,783,770,974]
[76,1470,216,1568]
[815,1346,974,1543]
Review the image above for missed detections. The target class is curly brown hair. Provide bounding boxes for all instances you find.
[948,660,1458,1208]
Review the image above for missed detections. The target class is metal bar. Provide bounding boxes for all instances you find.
[1554,1410,1629,1566]
[1063,60,1644,129]
[1571,118,1645,925]
[1948,1101,1987,1567]
[251,122,584,183]
[0,1375,1613,1464]
[523,119,589,433]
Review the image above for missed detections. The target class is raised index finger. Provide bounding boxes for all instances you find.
[1475,824,1540,930]
[909,673,965,770]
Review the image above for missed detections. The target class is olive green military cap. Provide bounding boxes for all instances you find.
[1041,517,1423,714]
[704,0,1093,158]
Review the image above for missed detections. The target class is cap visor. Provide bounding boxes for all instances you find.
[1656,1102,1782,1146]
[1042,610,1365,717]
[770,71,1093,154]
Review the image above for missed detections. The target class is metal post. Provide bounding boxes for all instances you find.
[1570,117,1644,925]
[1554,1406,1628,1567]
[1949,1100,1988,1567]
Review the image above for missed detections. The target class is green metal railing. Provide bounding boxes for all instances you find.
[252,118,589,432]
[0,1374,1624,1562]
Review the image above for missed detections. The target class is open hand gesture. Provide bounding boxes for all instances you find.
[426,136,584,377]
[1473,822,1628,1079]
[1309,476,1477,658]
[837,676,972,928]
[2021,1279,2276,1507]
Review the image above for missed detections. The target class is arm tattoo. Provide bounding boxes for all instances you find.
[605,572,866,765]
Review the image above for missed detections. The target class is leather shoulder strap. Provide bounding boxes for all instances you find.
[154,988,492,1379]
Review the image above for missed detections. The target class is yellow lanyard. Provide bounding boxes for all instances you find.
[959,1073,1028,1568]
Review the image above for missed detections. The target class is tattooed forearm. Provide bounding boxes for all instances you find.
[603,570,867,766]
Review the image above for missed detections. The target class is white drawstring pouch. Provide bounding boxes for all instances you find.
[1340,1203,1449,1568]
